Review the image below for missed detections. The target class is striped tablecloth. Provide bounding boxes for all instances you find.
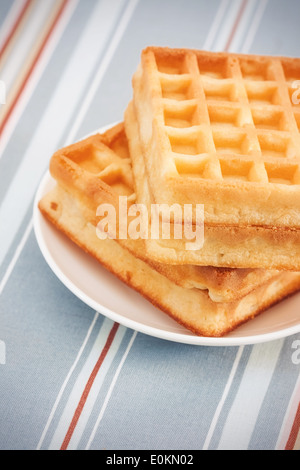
[0,0,299,451]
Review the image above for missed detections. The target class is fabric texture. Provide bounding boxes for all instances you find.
[0,0,299,450]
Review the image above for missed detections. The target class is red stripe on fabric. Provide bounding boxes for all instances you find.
[285,402,300,450]
[224,0,248,51]
[0,0,70,136]
[60,322,120,451]
[0,0,33,61]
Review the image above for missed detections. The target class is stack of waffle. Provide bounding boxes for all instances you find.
[39,47,300,337]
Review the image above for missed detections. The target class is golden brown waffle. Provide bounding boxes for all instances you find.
[131,47,300,229]
[46,122,280,301]
[38,124,300,336]
[125,101,300,270]
[128,47,300,269]
[39,186,300,337]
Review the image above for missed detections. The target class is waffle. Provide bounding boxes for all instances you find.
[132,47,300,226]
[38,124,300,336]
[39,185,300,337]
[130,47,300,264]
[125,100,300,270]
[46,122,281,301]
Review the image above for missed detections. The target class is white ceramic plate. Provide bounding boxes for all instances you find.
[33,130,300,347]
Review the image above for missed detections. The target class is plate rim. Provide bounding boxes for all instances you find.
[33,127,300,347]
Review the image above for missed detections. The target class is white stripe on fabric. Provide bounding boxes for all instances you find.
[0,0,128,267]
[85,330,137,450]
[212,0,245,51]
[241,0,268,53]
[65,0,139,146]
[36,311,100,450]
[275,371,300,450]
[202,346,245,450]
[226,0,258,52]
[0,0,28,52]
[0,0,55,85]
[0,0,79,159]
[48,319,125,450]
[217,340,284,450]
[202,0,232,51]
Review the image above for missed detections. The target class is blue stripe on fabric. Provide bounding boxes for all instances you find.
[0,0,15,29]
[206,345,253,449]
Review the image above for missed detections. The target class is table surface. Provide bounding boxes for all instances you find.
[0,0,300,451]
